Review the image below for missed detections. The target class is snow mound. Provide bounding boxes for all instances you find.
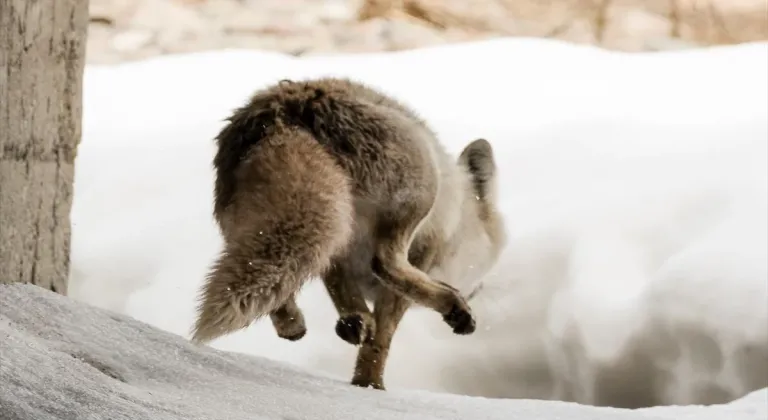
[68,38,768,405]
[1,284,766,420]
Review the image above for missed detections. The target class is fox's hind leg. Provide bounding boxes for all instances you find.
[269,295,307,341]
[323,259,376,346]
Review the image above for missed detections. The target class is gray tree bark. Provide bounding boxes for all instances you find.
[0,0,89,294]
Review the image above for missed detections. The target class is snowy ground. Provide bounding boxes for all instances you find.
[2,283,767,420]
[68,38,768,408]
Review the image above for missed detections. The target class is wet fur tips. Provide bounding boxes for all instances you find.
[191,77,506,390]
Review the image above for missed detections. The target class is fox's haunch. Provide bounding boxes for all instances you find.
[191,127,353,344]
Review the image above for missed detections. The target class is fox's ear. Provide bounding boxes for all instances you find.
[458,138,496,201]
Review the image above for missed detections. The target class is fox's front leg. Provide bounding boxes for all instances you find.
[350,241,436,390]
[269,295,307,341]
[350,288,410,390]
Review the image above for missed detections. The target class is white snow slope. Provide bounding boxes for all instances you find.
[68,38,768,408]
[2,284,766,420]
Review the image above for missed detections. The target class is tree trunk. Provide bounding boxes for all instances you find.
[0,0,89,294]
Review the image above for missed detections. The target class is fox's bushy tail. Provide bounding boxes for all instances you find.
[190,126,353,344]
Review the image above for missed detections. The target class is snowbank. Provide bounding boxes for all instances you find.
[1,283,767,420]
[68,38,768,406]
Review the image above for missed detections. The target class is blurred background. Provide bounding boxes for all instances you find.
[68,0,768,410]
[86,0,768,64]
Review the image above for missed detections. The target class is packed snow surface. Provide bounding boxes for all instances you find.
[68,38,768,407]
[1,284,767,420]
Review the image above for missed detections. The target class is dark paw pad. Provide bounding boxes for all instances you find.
[335,314,369,345]
[278,327,307,342]
[443,304,476,335]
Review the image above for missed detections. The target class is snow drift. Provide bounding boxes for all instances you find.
[1,283,767,420]
[67,38,768,406]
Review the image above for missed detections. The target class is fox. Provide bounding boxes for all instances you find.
[190,77,507,389]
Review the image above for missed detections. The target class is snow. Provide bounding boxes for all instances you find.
[68,37,768,408]
[2,283,767,420]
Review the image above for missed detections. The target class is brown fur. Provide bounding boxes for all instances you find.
[190,77,506,389]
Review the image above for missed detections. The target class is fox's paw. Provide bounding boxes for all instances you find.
[335,312,376,346]
[351,377,386,391]
[442,294,476,335]
[277,324,307,341]
[277,322,307,341]
[272,309,307,342]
